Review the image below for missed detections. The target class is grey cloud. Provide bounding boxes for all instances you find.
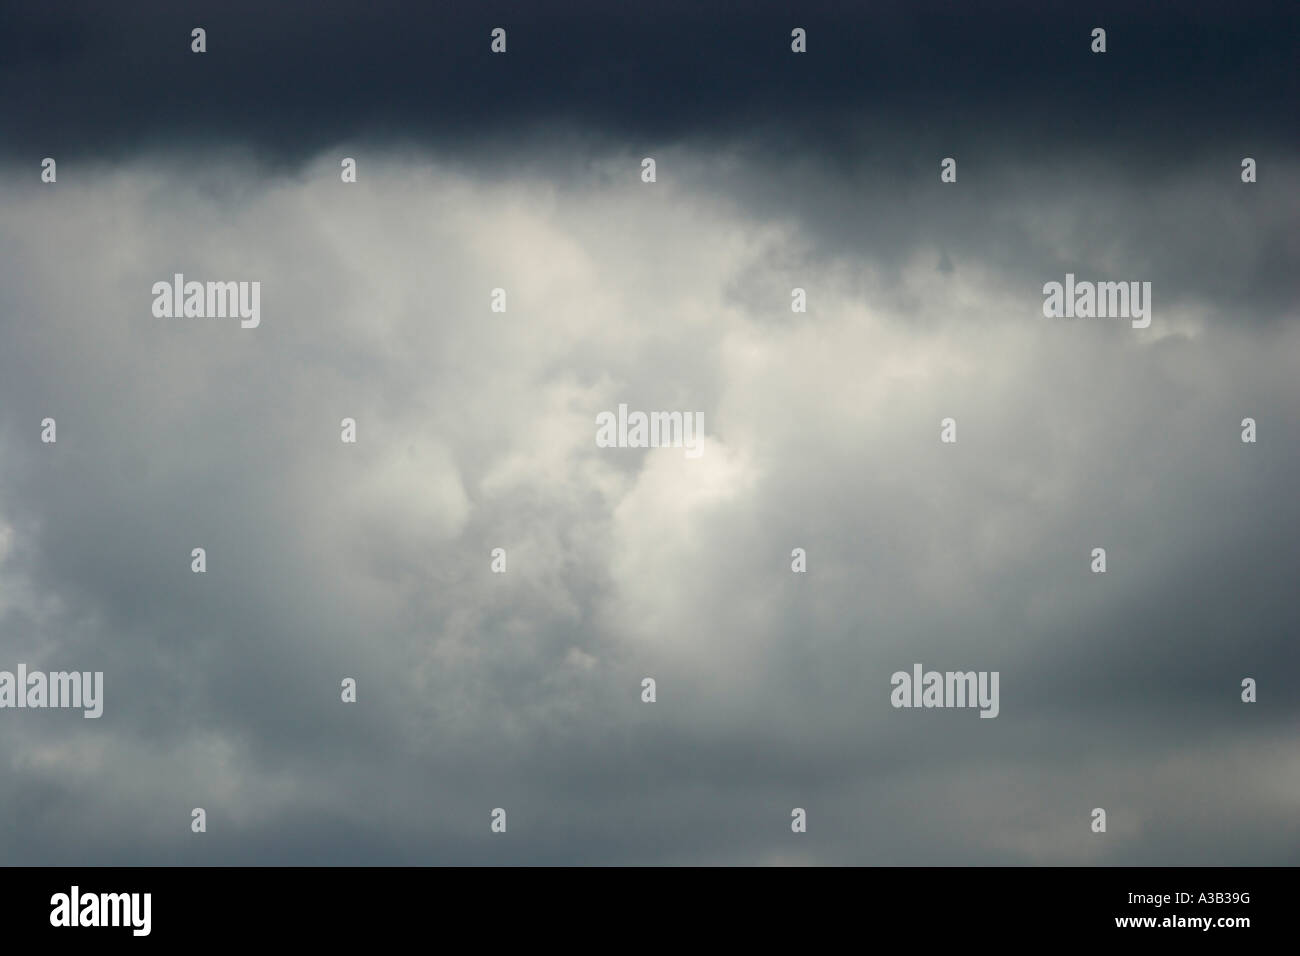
[0,146,1296,864]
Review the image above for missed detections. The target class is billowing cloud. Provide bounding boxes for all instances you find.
[0,144,1295,864]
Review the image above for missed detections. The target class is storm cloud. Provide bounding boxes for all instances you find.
[0,2,1296,864]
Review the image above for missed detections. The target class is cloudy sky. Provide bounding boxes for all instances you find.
[0,0,1297,865]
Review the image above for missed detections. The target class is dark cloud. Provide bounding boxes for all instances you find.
[2,0,1295,164]
[0,4,1296,865]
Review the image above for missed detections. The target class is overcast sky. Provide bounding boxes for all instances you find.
[0,1,1297,864]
